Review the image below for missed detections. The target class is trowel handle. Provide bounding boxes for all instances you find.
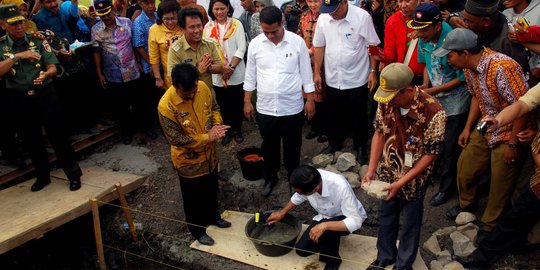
[255,212,260,223]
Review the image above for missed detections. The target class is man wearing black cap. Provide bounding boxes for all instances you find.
[312,0,380,165]
[0,4,82,191]
[92,0,142,145]
[451,0,530,71]
[409,3,471,206]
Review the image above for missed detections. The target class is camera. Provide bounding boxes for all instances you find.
[290,4,302,15]
[477,121,489,136]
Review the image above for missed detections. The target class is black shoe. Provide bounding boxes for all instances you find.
[446,204,477,220]
[122,134,133,145]
[215,219,232,228]
[430,192,448,206]
[69,177,81,191]
[197,233,215,246]
[145,129,158,140]
[221,133,232,146]
[262,180,277,197]
[31,178,51,192]
[366,259,396,270]
[233,132,244,144]
[305,130,318,140]
[455,251,490,268]
[320,145,339,155]
[317,134,328,143]
[475,229,491,247]
[323,260,341,270]
[356,147,368,165]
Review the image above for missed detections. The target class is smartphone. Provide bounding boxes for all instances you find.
[519,17,530,30]
[508,22,516,32]
[368,44,380,57]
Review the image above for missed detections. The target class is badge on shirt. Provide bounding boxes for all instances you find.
[42,40,52,53]
[179,111,189,117]
[404,151,413,168]
[172,43,181,52]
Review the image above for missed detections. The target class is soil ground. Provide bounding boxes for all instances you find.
[1,120,540,270]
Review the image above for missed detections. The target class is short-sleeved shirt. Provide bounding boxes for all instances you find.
[91,17,140,83]
[0,34,58,91]
[132,11,157,74]
[148,24,183,88]
[167,35,222,90]
[464,48,528,148]
[374,89,446,201]
[417,22,470,116]
[312,4,380,89]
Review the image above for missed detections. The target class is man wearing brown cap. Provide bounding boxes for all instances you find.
[362,63,446,270]
[0,4,82,191]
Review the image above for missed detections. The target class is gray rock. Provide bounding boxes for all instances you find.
[431,260,444,270]
[336,152,357,171]
[361,180,389,199]
[443,261,465,270]
[436,250,452,266]
[358,165,369,179]
[434,226,457,237]
[455,212,476,225]
[423,235,441,256]
[341,172,361,188]
[312,154,334,168]
[458,223,479,241]
[333,151,344,163]
[324,164,339,174]
[450,231,477,257]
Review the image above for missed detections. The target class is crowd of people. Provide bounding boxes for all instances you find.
[1,0,540,269]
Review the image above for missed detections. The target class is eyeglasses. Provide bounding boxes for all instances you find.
[163,17,178,21]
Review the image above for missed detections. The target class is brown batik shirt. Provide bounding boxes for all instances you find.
[374,89,446,201]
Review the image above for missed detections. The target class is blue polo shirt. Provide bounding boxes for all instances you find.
[418,22,470,116]
[32,2,79,43]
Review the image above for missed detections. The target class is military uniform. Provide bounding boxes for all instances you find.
[0,32,82,189]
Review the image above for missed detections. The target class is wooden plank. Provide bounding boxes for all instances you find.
[0,127,118,187]
[0,166,145,254]
[191,211,428,270]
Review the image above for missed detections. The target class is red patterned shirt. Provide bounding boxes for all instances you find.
[463,48,528,148]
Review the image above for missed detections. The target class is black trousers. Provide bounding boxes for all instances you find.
[326,84,369,150]
[214,83,244,133]
[256,111,303,182]
[106,78,153,134]
[178,170,221,238]
[376,195,424,269]
[475,184,540,264]
[437,112,468,194]
[8,86,81,181]
[0,79,19,160]
[295,215,349,264]
[309,100,329,136]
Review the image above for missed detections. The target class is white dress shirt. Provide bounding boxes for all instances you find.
[244,30,315,117]
[291,169,367,233]
[313,4,380,89]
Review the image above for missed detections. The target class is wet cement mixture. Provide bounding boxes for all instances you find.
[1,120,540,269]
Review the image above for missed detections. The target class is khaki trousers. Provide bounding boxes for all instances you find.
[457,131,523,230]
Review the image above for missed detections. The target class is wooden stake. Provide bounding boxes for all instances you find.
[90,198,107,270]
[115,183,138,241]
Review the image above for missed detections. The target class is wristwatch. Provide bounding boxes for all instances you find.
[229,63,236,70]
[7,53,16,62]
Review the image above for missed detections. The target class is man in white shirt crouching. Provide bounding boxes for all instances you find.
[268,165,367,270]
[243,6,316,197]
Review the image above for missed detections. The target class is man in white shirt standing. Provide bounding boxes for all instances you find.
[313,0,380,165]
[244,6,315,197]
[268,165,367,270]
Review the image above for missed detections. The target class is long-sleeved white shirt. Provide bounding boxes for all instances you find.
[291,169,367,233]
[313,4,380,89]
[244,29,315,116]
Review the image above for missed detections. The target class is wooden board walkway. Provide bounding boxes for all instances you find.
[191,210,428,270]
[0,166,145,254]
